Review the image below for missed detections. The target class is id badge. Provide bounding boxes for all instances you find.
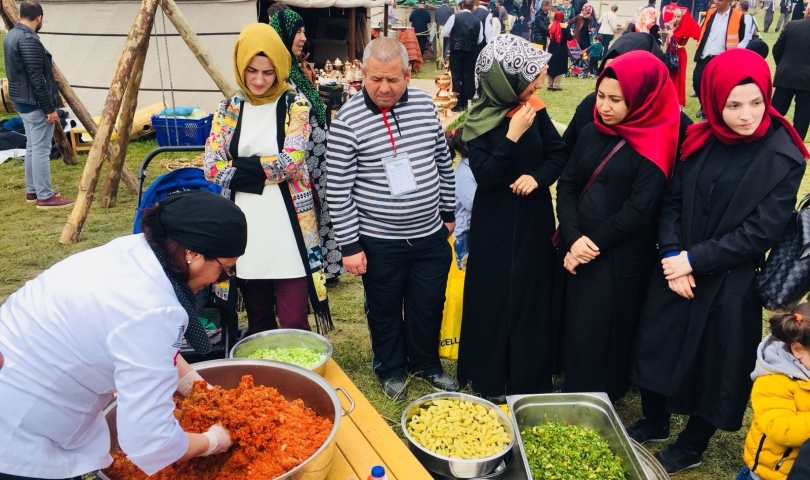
[382,153,418,197]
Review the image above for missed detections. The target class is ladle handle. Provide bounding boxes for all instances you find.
[335,386,355,416]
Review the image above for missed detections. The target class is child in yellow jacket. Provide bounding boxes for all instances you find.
[738,304,810,480]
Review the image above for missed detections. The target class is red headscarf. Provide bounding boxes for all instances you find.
[680,49,810,160]
[549,11,564,43]
[672,8,701,40]
[593,50,681,179]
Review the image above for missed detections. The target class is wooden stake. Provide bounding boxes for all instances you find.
[59,0,158,244]
[0,0,138,193]
[159,0,236,98]
[100,31,150,209]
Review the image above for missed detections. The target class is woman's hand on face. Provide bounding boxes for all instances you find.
[563,252,580,274]
[668,273,696,299]
[510,175,539,196]
[570,235,600,263]
[662,251,693,280]
[506,103,536,142]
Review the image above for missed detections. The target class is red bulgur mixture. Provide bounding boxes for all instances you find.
[104,375,333,479]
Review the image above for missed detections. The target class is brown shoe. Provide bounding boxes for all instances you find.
[26,191,59,203]
[36,194,73,210]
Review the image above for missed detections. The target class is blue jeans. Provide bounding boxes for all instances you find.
[734,466,755,480]
[454,233,469,271]
[19,108,55,200]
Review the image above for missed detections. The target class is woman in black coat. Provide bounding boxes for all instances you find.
[457,36,567,401]
[627,49,809,475]
[556,51,681,402]
[546,10,573,90]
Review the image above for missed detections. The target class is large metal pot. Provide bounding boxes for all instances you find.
[401,392,516,479]
[229,329,333,377]
[97,358,354,480]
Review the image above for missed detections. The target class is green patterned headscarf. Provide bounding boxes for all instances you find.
[270,9,327,125]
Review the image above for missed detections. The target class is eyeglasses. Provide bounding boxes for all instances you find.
[214,258,236,283]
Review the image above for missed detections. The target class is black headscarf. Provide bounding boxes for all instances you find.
[145,190,247,259]
[142,191,247,353]
[598,32,664,72]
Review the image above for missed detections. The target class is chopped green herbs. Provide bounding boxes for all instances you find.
[521,423,628,480]
[247,347,324,369]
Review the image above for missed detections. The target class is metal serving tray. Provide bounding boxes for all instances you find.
[505,393,651,480]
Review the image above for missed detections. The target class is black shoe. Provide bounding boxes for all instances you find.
[696,108,705,119]
[775,28,780,32]
[626,419,670,444]
[379,377,408,401]
[654,444,703,474]
[416,372,459,392]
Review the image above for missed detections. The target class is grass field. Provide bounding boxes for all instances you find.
[1,11,809,479]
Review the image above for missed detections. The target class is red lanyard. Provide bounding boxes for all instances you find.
[379,107,397,156]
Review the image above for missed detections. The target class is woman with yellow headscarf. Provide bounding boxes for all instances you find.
[204,23,333,336]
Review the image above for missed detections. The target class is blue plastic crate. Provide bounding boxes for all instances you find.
[151,114,214,147]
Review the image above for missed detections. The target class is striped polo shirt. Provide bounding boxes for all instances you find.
[325,86,456,255]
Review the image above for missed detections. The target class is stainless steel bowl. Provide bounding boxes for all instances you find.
[401,392,515,479]
[506,393,650,480]
[230,329,333,377]
[97,358,354,480]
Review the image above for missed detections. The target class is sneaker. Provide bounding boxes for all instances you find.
[417,372,459,392]
[36,194,74,210]
[626,419,670,444]
[380,377,408,401]
[26,191,59,203]
[654,444,703,474]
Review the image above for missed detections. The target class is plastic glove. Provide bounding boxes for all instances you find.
[202,424,233,456]
[177,370,211,397]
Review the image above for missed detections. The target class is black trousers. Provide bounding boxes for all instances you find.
[450,50,476,106]
[0,474,80,480]
[692,55,715,108]
[640,388,717,454]
[360,227,451,380]
[417,35,428,56]
[788,439,810,479]
[764,8,774,31]
[773,87,810,141]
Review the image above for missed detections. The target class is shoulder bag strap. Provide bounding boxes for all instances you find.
[578,139,627,200]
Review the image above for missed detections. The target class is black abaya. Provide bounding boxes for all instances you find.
[630,126,806,431]
[457,108,567,398]
[547,28,574,78]
[556,124,666,401]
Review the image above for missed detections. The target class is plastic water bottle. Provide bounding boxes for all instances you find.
[368,465,390,480]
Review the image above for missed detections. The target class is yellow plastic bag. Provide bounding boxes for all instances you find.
[439,237,465,360]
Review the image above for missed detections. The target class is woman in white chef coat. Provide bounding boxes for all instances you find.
[0,191,247,480]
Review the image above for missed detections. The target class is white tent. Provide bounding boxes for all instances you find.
[37,0,385,116]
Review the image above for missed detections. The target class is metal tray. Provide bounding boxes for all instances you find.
[505,393,650,480]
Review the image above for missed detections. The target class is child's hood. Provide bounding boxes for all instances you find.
[752,334,810,382]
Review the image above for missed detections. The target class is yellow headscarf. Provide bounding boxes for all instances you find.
[233,23,291,105]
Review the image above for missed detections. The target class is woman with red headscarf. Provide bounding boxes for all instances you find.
[546,10,573,91]
[555,50,680,401]
[628,49,809,475]
[665,8,701,107]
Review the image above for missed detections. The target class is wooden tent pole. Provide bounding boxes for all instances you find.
[100,31,150,209]
[349,8,356,60]
[59,0,159,244]
[159,0,237,98]
[384,4,389,37]
[0,0,139,192]
[0,1,75,166]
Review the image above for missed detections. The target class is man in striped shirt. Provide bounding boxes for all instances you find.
[325,38,459,401]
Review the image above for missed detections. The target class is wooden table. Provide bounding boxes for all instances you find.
[322,359,434,480]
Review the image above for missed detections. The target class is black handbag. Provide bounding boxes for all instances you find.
[757,193,810,310]
[663,37,679,72]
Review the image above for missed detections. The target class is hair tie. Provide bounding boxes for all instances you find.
[796,313,803,324]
